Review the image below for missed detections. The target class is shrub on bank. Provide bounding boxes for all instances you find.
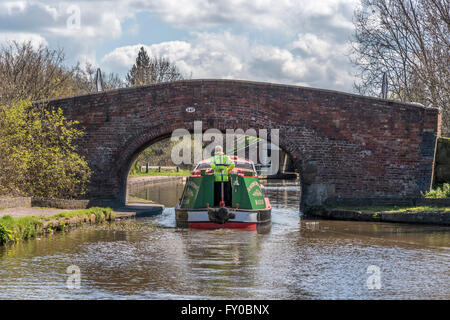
[0,100,92,199]
[422,183,450,198]
[0,222,13,244]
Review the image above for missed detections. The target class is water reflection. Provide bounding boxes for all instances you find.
[0,179,449,299]
[128,179,185,207]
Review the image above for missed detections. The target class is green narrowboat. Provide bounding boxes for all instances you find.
[175,156,271,230]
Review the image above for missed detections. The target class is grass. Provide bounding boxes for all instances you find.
[389,206,450,213]
[330,205,450,213]
[129,169,191,177]
[52,207,115,222]
[0,207,114,245]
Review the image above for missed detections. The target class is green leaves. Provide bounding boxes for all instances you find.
[0,222,13,244]
[422,183,450,199]
[0,100,92,199]
[125,46,184,87]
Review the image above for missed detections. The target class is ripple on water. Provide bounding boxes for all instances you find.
[0,180,449,299]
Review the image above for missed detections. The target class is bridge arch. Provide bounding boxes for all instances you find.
[42,79,440,210]
[115,120,303,206]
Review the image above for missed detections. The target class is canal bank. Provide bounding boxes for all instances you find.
[0,207,116,245]
[128,176,186,208]
[0,194,165,246]
[306,206,450,226]
[127,175,186,189]
[0,175,173,246]
[0,200,165,246]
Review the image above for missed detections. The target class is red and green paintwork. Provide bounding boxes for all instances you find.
[180,172,267,210]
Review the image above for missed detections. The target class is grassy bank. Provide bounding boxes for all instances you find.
[129,169,191,177]
[0,207,114,245]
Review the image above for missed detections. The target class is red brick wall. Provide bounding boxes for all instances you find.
[42,79,441,209]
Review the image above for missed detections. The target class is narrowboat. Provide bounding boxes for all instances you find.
[175,156,271,231]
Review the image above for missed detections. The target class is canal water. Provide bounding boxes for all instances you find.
[0,179,449,299]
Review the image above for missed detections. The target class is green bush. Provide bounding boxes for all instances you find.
[422,183,450,198]
[0,222,13,244]
[0,215,44,242]
[0,100,92,198]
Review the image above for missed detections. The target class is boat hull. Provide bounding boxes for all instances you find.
[175,204,271,231]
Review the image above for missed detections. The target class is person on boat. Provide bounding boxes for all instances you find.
[210,145,235,206]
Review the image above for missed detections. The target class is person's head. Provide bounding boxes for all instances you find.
[214,145,223,155]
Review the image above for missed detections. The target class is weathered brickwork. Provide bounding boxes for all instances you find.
[41,79,441,209]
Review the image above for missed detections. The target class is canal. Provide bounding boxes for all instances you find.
[0,179,449,299]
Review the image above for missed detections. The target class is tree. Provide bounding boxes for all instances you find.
[126,46,184,86]
[351,0,450,133]
[0,41,76,105]
[126,47,185,172]
[0,100,92,198]
[0,41,124,105]
[72,62,124,94]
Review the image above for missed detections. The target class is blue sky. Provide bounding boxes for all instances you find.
[0,0,361,93]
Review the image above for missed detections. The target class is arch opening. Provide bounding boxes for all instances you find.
[120,130,303,211]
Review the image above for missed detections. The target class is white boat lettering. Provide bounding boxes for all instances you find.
[252,189,262,197]
[247,181,259,193]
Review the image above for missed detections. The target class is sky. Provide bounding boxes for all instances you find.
[0,0,362,93]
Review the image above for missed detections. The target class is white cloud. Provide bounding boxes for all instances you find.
[129,0,358,32]
[0,0,359,92]
[101,32,250,79]
[101,31,354,91]
[0,1,124,41]
[0,32,48,48]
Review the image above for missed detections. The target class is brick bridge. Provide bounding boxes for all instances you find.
[43,79,441,211]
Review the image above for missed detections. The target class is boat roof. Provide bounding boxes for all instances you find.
[191,156,257,177]
[197,156,254,164]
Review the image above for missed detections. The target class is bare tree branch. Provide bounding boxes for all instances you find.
[351,0,449,133]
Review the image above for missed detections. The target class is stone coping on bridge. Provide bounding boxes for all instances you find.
[35,79,440,113]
